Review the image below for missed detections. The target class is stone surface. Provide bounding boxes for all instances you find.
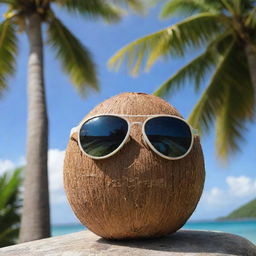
[0,230,255,256]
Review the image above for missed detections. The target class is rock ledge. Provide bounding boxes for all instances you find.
[0,229,255,256]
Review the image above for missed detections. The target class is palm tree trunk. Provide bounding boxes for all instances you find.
[19,13,51,243]
[245,44,256,99]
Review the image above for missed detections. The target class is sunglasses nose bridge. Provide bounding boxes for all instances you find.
[128,121,148,146]
[130,121,143,126]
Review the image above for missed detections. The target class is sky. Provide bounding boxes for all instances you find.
[0,4,256,225]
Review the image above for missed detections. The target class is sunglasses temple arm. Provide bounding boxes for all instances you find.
[70,126,79,137]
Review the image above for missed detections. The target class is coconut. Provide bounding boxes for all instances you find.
[64,92,205,239]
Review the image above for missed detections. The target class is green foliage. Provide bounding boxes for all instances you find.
[56,0,145,22]
[47,17,98,94]
[189,41,254,158]
[0,1,16,4]
[220,198,256,219]
[154,32,234,97]
[0,168,22,247]
[0,19,18,96]
[109,0,256,160]
[56,0,122,22]
[0,0,144,96]
[115,0,145,12]
[109,13,221,75]
[160,0,221,18]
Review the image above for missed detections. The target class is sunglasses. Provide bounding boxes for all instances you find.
[70,114,198,160]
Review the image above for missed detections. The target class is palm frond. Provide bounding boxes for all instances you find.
[219,0,237,15]
[154,32,233,97]
[0,19,18,96]
[232,0,242,14]
[220,0,254,15]
[215,46,254,159]
[0,0,17,4]
[109,13,222,75]
[215,87,245,160]
[55,0,122,22]
[245,6,256,27]
[0,168,21,209]
[111,0,145,13]
[0,227,19,247]
[154,50,216,98]
[0,168,21,247]
[47,16,99,95]
[189,40,254,158]
[188,41,235,133]
[0,204,20,231]
[161,0,221,18]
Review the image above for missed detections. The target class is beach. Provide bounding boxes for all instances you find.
[52,219,256,244]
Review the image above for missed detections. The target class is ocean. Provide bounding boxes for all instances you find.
[52,219,256,244]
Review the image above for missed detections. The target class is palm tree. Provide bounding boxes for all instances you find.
[0,168,22,247]
[109,0,256,160]
[0,0,143,243]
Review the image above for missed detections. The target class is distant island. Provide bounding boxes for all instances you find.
[218,198,256,220]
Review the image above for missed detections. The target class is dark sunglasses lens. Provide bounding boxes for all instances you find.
[79,116,128,158]
[144,117,192,158]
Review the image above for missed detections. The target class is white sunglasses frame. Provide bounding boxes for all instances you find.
[70,114,198,160]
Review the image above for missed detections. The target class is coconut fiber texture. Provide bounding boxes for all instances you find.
[64,93,205,239]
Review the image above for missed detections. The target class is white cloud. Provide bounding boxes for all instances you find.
[48,149,65,192]
[226,176,256,197]
[0,150,79,223]
[203,176,256,207]
[202,187,226,207]
[0,149,67,204]
[47,149,67,205]
[194,175,256,219]
[18,156,26,166]
[0,156,27,176]
[0,159,16,175]
[46,149,76,223]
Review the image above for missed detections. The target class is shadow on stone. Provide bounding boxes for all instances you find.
[97,230,256,255]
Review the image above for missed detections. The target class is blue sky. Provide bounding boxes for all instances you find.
[0,4,256,224]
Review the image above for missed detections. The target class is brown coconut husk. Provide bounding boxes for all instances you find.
[64,92,205,239]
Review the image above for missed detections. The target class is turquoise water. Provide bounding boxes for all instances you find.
[52,220,256,244]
